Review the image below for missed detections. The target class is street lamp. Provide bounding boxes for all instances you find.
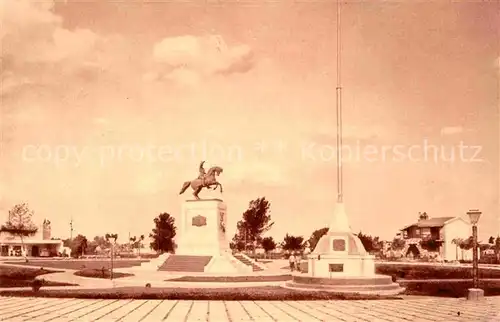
[467,209,482,300]
[105,233,118,280]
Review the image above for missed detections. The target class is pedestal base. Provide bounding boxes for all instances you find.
[307,254,375,277]
[466,288,484,300]
[294,202,404,295]
[176,199,228,256]
[284,274,405,296]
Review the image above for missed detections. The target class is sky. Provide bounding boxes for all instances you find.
[1,0,499,244]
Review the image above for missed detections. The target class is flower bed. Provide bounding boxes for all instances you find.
[0,265,76,288]
[74,269,134,279]
[4,259,148,270]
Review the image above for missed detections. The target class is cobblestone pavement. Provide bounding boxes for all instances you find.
[0,296,499,321]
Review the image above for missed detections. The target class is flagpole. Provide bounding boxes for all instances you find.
[336,0,343,203]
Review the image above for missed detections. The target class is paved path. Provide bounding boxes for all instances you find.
[2,260,500,321]
[0,296,499,321]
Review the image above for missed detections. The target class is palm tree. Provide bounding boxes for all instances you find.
[419,212,429,221]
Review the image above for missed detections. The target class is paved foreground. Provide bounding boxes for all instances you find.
[0,297,500,321]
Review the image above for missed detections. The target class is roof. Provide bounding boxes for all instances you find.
[400,217,455,230]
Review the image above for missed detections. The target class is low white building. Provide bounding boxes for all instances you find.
[0,219,63,257]
[399,216,477,262]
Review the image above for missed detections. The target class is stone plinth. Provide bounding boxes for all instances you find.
[308,203,375,277]
[307,254,375,277]
[466,288,484,301]
[291,202,404,295]
[176,199,229,256]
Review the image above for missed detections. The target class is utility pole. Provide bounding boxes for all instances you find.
[70,217,74,240]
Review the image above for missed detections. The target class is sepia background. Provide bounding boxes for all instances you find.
[1,0,498,242]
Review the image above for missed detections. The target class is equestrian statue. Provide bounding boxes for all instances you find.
[179,161,224,200]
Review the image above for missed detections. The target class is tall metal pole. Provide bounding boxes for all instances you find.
[70,218,73,240]
[472,224,478,288]
[336,0,344,203]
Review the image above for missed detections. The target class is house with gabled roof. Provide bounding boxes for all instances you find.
[399,213,472,261]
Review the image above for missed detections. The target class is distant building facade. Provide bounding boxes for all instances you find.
[0,219,63,257]
[399,216,474,262]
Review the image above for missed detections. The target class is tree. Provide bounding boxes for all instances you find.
[70,234,88,258]
[105,233,118,242]
[418,212,429,221]
[307,227,328,252]
[488,236,495,244]
[281,234,305,253]
[495,236,500,264]
[149,213,176,253]
[419,236,443,252]
[391,237,406,251]
[231,197,274,254]
[93,235,111,253]
[229,240,246,252]
[130,235,145,255]
[460,236,474,250]
[261,237,277,257]
[1,203,38,261]
[357,231,380,253]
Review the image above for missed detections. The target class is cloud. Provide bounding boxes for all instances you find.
[440,126,464,136]
[146,34,255,86]
[1,0,103,97]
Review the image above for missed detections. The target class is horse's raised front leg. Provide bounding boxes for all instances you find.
[216,181,223,193]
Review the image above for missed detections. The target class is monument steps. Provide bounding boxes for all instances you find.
[233,253,264,271]
[158,255,212,272]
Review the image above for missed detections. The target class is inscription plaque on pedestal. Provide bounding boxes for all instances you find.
[332,239,346,251]
[192,215,207,227]
[329,264,344,272]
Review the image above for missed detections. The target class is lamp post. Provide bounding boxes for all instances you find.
[105,233,118,281]
[467,209,483,300]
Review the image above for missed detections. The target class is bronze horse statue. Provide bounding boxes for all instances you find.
[179,164,224,200]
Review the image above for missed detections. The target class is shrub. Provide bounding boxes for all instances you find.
[375,263,500,279]
[420,238,443,252]
[32,279,43,292]
[140,253,159,259]
[74,269,133,279]
[391,238,406,250]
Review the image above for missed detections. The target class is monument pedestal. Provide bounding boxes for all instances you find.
[285,203,404,295]
[176,199,229,256]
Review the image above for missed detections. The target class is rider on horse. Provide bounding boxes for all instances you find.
[198,161,206,186]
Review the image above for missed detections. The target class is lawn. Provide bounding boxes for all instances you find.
[401,279,500,297]
[4,259,148,270]
[375,263,500,279]
[0,265,77,288]
[74,268,134,279]
[0,286,403,300]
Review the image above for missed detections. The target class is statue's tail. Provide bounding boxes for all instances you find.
[179,181,191,195]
